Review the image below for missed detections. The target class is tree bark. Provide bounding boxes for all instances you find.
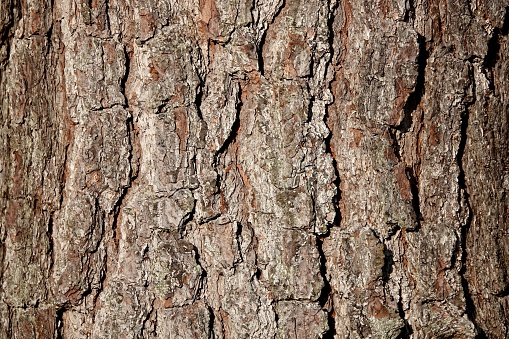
[1,0,508,337]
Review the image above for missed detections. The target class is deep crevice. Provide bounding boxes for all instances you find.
[257,29,267,76]
[323,0,341,230]
[120,45,131,109]
[104,0,111,33]
[503,7,509,35]
[457,182,485,338]
[195,81,204,120]
[404,0,416,23]
[213,84,242,165]
[381,247,394,287]
[111,116,138,244]
[256,0,286,76]
[207,305,215,339]
[0,0,20,67]
[55,307,65,339]
[388,128,402,161]
[47,211,56,278]
[7,305,12,338]
[306,94,315,123]
[483,7,509,91]
[405,167,422,230]
[180,197,197,236]
[192,244,207,301]
[274,304,279,339]
[388,33,428,233]
[400,34,428,134]
[234,221,244,264]
[495,284,509,298]
[317,236,336,338]
[387,129,422,232]
[140,300,155,338]
[395,290,413,339]
[456,64,486,338]
[319,4,340,337]
[324,112,342,229]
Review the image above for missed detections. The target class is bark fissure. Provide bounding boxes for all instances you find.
[317,236,336,338]
[483,7,509,91]
[456,64,485,338]
[318,3,340,336]
[213,84,242,165]
[396,282,413,339]
[111,116,138,244]
[401,34,427,133]
[140,300,154,338]
[256,0,286,77]
[257,29,267,76]
[120,45,131,109]
[47,211,56,279]
[7,305,12,338]
[0,0,18,67]
[206,305,215,339]
[404,0,415,23]
[273,304,279,339]
[390,32,429,232]
[405,167,422,230]
[55,306,64,339]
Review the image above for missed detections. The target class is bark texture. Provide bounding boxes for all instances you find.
[0,0,508,337]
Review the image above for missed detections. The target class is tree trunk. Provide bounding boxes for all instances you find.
[1,0,508,337]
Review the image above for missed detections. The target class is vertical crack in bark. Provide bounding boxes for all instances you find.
[483,7,509,92]
[456,63,486,338]
[324,1,341,230]
[318,3,340,338]
[255,0,286,76]
[405,167,422,230]
[316,1,341,339]
[191,245,206,303]
[402,35,428,131]
[59,145,69,209]
[214,84,241,165]
[153,309,158,337]
[140,299,155,338]
[322,112,341,220]
[390,33,428,231]
[104,0,111,34]
[55,306,64,339]
[306,93,315,124]
[317,235,335,338]
[391,228,413,338]
[234,221,244,265]
[111,44,135,243]
[396,281,413,338]
[0,0,19,67]
[111,115,138,246]
[257,30,267,76]
[7,305,12,338]
[120,44,131,109]
[195,78,204,120]
[381,243,394,289]
[404,0,415,23]
[47,211,56,282]
[191,90,234,334]
[273,303,279,339]
[207,304,215,339]
[90,43,137,319]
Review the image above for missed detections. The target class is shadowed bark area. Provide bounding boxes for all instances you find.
[0,0,508,338]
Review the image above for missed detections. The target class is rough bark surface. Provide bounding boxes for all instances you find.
[0,0,508,338]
